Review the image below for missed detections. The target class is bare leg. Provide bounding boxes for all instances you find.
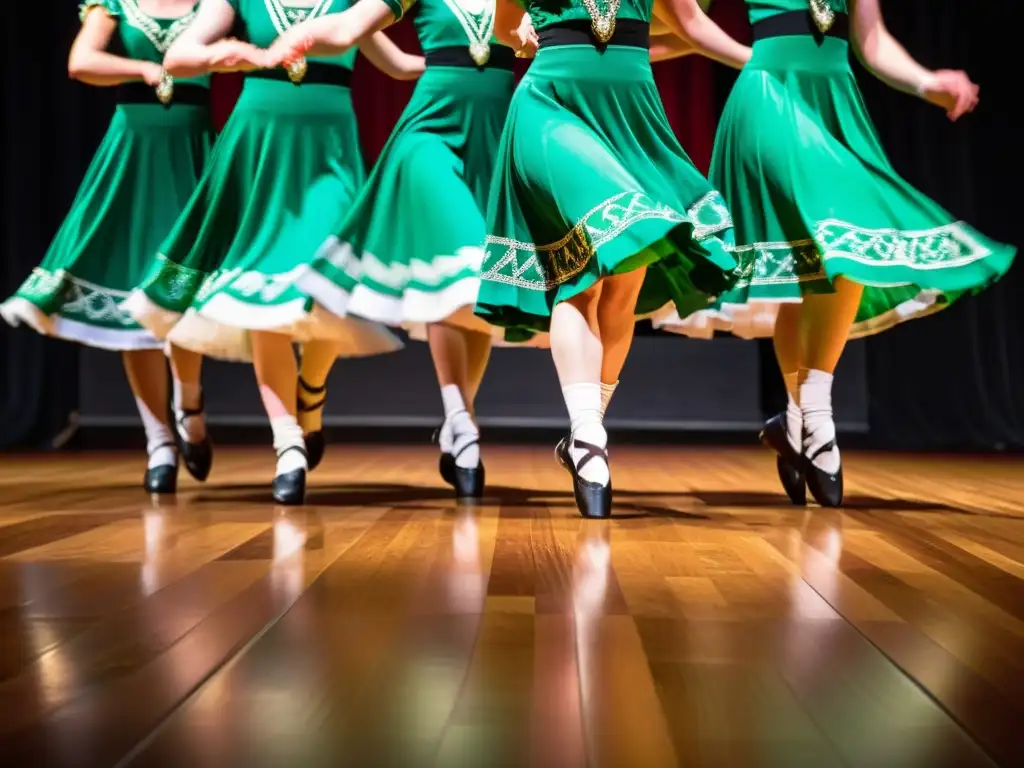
[428,323,487,470]
[593,269,647,418]
[122,349,175,470]
[798,278,864,472]
[773,302,804,450]
[550,283,607,485]
[168,344,206,442]
[251,331,306,476]
[297,339,339,436]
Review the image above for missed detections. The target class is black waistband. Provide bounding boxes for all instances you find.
[539,19,650,50]
[425,45,515,70]
[116,82,209,107]
[246,62,352,87]
[752,10,849,42]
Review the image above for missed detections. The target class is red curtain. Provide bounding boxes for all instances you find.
[210,2,752,174]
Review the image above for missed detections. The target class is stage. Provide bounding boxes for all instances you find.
[0,446,1021,766]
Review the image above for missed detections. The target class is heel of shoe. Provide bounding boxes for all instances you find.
[144,463,178,495]
[453,463,485,500]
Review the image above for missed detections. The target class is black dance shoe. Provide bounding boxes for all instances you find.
[758,412,806,506]
[272,445,308,506]
[554,435,571,472]
[564,437,612,519]
[144,445,178,495]
[298,377,327,472]
[433,423,456,485]
[804,440,844,508]
[449,439,485,500]
[173,394,213,482]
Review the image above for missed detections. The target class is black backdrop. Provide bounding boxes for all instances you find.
[1,0,1020,451]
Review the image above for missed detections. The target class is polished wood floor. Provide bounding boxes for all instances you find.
[0,445,1022,767]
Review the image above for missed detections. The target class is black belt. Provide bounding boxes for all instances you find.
[752,10,850,42]
[116,82,209,107]
[425,45,515,70]
[539,19,650,50]
[246,62,352,87]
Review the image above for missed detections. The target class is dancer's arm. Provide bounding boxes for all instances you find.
[163,0,267,78]
[851,0,978,120]
[263,0,401,63]
[358,32,425,81]
[650,35,695,63]
[68,4,164,86]
[494,0,535,53]
[652,0,750,69]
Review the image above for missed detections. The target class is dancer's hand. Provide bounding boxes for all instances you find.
[920,70,979,121]
[265,26,316,69]
[208,39,269,73]
[141,61,166,87]
[513,14,538,58]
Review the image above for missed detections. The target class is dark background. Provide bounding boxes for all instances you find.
[1,0,1019,451]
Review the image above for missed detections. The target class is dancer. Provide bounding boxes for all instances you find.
[259,0,517,500]
[123,0,425,505]
[0,0,213,494]
[476,0,749,517]
[653,0,1015,507]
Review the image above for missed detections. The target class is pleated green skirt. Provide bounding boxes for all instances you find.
[1,103,212,349]
[654,36,1016,339]
[124,77,401,361]
[474,44,739,343]
[297,65,514,339]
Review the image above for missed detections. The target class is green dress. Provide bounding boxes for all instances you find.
[123,0,402,362]
[472,0,740,343]
[295,0,513,339]
[653,0,1016,340]
[0,0,212,350]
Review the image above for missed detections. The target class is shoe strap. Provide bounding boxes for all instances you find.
[572,438,608,472]
[149,441,176,454]
[276,444,309,460]
[452,437,479,461]
[807,439,836,461]
[177,391,205,419]
[298,377,327,412]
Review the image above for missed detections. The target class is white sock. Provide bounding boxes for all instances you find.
[599,381,618,418]
[136,397,176,470]
[800,369,840,474]
[271,416,307,475]
[562,382,609,486]
[782,372,802,453]
[440,384,480,468]
[173,380,207,443]
[450,411,481,469]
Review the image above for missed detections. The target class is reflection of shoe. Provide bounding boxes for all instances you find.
[272,446,308,506]
[758,412,806,505]
[298,377,326,471]
[565,437,611,519]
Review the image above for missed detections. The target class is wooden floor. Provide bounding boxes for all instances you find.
[0,445,1022,767]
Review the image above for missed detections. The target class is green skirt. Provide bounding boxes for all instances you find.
[297,65,515,339]
[1,103,212,350]
[473,44,739,342]
[124,77,402,361]
[654,35,1016,340]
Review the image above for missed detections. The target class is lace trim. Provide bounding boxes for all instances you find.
[480,190,733,291]
[79,1,117,22]
[16,268,139,326]
[730,219,994,289]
